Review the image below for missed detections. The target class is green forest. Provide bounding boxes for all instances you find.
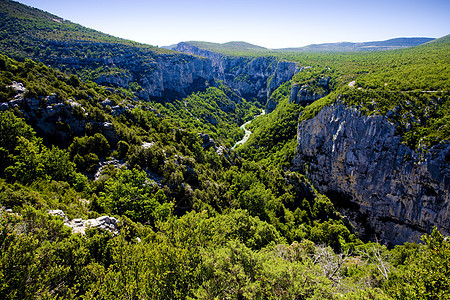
[0,0,449,299]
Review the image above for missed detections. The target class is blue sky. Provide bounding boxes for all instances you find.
[17,0,450,48]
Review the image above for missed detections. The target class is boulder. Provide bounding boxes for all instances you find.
[48,209,69,223]
[50,211,121,235]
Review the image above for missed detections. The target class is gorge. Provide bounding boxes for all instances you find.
[0,1,449,298]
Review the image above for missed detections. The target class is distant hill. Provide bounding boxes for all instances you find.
[164,41,271,55]
[278,37,435,52]
[165,37,435,55]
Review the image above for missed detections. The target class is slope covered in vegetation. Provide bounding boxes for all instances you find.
[0,0,164,52]
[292,35,449,149]
[0,0,449,299]
[1,52,449,299]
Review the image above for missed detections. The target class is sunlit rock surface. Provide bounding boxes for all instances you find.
[293,100,450,245]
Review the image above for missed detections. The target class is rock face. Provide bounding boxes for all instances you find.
[289,76,330,105]
[292,100,450,245]
[1,84,133,146]
[35,42,215,102]
[1,92,88,143]
[11,40,298,105]
[173,42,299,104]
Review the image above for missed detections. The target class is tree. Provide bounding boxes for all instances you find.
[98,168,172,224]
[386,228,450,299]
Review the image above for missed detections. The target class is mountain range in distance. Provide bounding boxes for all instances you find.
[164,37,435,54]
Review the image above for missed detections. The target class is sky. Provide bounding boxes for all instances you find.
[16,0,450,49]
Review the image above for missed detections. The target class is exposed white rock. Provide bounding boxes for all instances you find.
[142,141,155,149]
[48,210,120,235]
[9,81,26,93]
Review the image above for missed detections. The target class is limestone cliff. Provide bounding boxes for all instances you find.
[11,38,298,105]
[172,42,298,104]
[292,100,450,245]
[0,86,129,146]
[36,42,215,101]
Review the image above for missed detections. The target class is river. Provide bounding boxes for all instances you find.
[232,109,265,150]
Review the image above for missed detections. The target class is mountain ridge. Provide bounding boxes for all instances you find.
[165,37,435,55]
[279,37,435,52]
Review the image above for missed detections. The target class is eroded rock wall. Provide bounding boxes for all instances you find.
[19,40,298,104]
[292,100,450,245]
[36,42,215,101]
[172,43,298,104]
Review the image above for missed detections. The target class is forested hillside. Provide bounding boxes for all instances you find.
[0,0,449,299]
[241,35,450,166]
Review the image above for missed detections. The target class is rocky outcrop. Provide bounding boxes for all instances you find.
[48,209,120,235]
[173,42,224,73]
[172,42,299,104]
[199,133,216,150]
[199,132,235,158]
[289,76,330,105]
[292,100,450,245]
[1,92,86,142]
[1,85,131,146]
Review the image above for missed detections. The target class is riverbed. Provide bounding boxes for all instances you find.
[232,110,265,150]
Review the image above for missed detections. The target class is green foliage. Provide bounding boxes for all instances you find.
[1,200,448,299]
[204,209,283,249]
[0,2,448,297]
[292,66,334,95]
[0,110,35,151]
[385,228,450,299]
[0,206,94,299]
[0,0,166,59]
[157,85,260,147]
[0,111,81,185]
[69,133,110,159]
[116,140,130,159]
[299,93,335,122]
[238,96,303,167]
[98,168,172,225]
[267,79,292,105]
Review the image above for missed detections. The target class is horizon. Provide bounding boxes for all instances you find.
[13,0,450,49]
